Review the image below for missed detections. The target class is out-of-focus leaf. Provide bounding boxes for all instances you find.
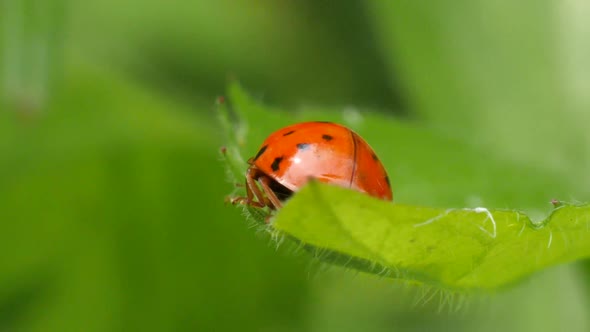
[366,1,590,189]
[221,82,581,211]
[0,65,310,332]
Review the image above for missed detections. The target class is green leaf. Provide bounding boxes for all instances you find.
[273,182,590,291]
[220,83,590,291]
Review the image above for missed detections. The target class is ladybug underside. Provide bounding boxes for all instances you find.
[267,176,293,201]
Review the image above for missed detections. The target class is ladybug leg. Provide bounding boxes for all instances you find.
[245,170,272,208]
[258,175,283,210]
[231,167,269,209]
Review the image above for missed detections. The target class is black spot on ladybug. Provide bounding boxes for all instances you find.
[283,130,295,136]
[254,145,268,161]
[385,176,390,187]
[371,153,378,161]
[271,156,284,172]
[322,134,333,141]
[296,143,310,150]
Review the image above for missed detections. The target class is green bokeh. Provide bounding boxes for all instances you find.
[1,1,590,331]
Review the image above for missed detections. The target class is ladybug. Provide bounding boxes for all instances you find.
[232,121,393,210]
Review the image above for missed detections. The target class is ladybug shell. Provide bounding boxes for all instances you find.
[251,121,392,201]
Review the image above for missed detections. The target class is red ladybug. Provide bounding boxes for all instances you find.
[232,121,392,210]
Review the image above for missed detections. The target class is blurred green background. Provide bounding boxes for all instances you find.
[2,0,590,331]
